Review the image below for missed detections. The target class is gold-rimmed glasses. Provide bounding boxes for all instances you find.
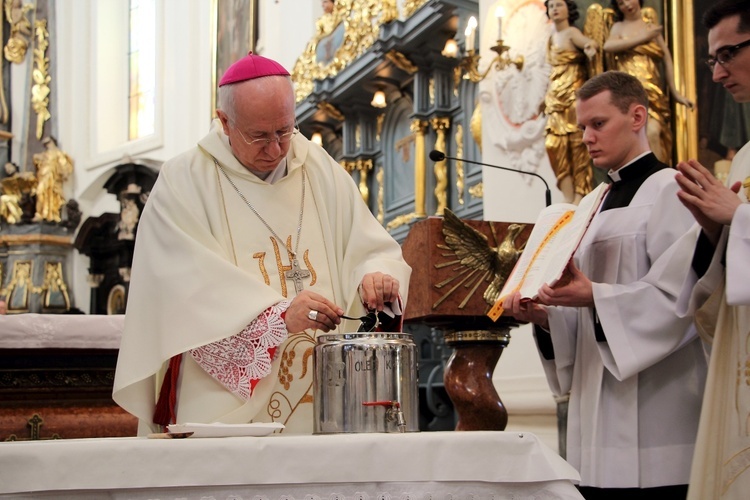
[235,122,299,147]
[706,39,750,71]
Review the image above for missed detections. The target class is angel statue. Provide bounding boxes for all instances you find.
[316,0,337,38]
[0,162,36,224]
[543,0,598,205]
[32,136,74,223]
[586,0,693,164]
[435,209,527,310]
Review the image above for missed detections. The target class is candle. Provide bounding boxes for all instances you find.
[465,16,477,51]
[495,6,505,41]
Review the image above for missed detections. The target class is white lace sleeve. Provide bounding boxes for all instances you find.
[189,300,291,400]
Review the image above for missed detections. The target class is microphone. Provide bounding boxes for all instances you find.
[429,150,552,207]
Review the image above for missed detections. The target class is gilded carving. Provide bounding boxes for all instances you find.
[38,261,70,309]
[468,102,482,152]
[469,182,483,199]
[31,19,51,140]
[410,119,428,218]
[0,162,35,224]
[291,0,399,102]
[31,137,73,223]
[3,0,33,64]
[385,212,420,231]
[317,102,345,122]
[401,0,429,19]
[455,124,464,205]
[357,159,372,205]
[430,117,450,215]
[344,160,373,204]
[385,50,418,75]
[4,260,32,312]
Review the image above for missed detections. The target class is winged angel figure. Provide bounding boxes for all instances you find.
[583,2,692,162]
[434,209,526,310]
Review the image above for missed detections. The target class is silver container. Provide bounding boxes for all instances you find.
[313,332,419,434]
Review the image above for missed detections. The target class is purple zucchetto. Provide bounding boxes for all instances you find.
[218,52,290,87]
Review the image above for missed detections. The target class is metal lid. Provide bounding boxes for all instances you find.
[316,332,413,344]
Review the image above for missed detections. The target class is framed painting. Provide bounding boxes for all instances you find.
[211,0,258,118]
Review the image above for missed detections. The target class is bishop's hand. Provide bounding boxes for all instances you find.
[358,272,400,312]
[285,290,343,333]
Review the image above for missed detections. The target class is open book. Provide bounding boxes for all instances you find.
[487,182,609,321]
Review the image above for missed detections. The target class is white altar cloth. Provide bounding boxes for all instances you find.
[0,431,582,499]
[0,314,123,349]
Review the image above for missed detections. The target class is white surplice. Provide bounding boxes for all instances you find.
[113,120,411,434]
[539,167,707,488]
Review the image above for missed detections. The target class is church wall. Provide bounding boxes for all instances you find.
[256,0,317,73]
[52,0,214,312]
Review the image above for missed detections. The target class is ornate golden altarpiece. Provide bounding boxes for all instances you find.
[293,0,486,245]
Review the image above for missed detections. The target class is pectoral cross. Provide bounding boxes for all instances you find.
[284,256,311,294]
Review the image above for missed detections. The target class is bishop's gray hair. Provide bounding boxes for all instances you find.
[217,75,294,124]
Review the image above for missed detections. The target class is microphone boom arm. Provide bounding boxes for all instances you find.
[429,150,552,207]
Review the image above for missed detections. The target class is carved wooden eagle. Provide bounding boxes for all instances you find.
[434,208,526,310]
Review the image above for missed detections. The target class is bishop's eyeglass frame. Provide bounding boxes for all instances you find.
[705,39,750,71]
[235,122,299,147]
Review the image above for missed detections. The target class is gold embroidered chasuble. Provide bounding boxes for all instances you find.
[113,120,411,435]
[688,142,750,499]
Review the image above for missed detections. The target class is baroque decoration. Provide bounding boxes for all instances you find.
[31,18,51,140]
[291,0,402,102]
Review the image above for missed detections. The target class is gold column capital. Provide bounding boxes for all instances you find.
[430,117,451,131]
[410,119,428,134]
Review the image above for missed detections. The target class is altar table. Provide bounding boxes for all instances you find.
[0,313,124,349]
[0,430,582,499]
[0,314,136,440]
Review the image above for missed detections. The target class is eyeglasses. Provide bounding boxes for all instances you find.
[235,122,299,147]
[706,39,750,71]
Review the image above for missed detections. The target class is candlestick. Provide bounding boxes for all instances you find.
[465,16,477,52]
[495,6,505,41]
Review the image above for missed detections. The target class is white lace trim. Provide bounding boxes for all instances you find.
[190,300,291,400]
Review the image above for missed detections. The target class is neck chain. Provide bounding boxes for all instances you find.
[213,158,310,292]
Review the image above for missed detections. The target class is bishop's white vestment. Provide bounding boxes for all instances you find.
[113,120,411,435]
[685,142,750,500]
[537,154,707,488]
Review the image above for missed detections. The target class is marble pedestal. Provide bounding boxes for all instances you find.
[443,328,510,431]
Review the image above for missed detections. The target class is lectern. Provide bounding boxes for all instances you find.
[401,215,532,431]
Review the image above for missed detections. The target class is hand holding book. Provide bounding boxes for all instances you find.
[487,182,608,321]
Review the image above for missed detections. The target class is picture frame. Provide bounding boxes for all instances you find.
[211,0,258,118]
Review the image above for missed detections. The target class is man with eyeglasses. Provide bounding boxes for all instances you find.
[113,53,411,435]
[647,1,750,498]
